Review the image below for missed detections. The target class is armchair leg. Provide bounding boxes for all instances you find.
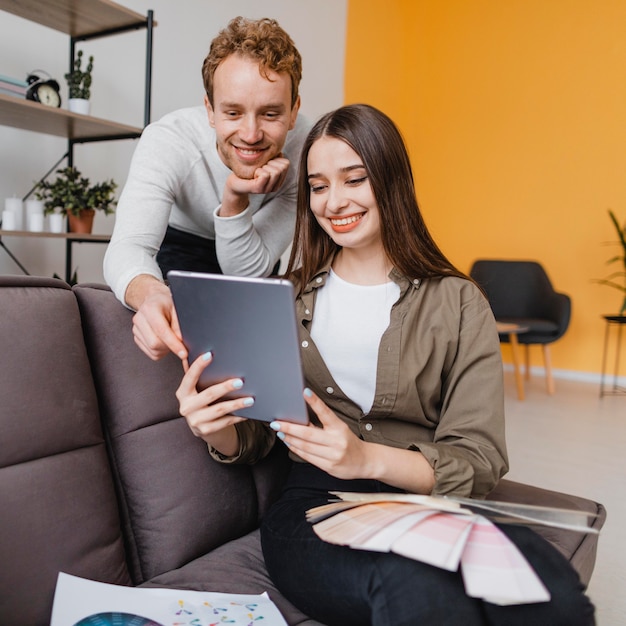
[542,345,555,394]
[507,332,525,401]
[524,345,531,380]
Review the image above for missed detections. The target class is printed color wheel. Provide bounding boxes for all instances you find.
[74,612,165,626]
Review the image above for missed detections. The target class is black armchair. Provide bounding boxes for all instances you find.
[469,260,571,394]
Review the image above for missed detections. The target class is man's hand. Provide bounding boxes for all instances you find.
[125,274,187,361]
[220,156,291,217]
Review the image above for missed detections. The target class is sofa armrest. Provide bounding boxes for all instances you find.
[488,479,606,587]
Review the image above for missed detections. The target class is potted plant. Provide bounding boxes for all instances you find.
[34,166,117,234]
[65,50,93,114]
[594,209,626,315]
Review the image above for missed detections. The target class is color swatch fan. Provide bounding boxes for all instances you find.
[307,492,598,606]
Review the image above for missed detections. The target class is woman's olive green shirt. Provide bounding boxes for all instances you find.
[210,266,509,499]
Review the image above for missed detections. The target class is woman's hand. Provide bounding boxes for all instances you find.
[176,351,254,456]
[271,388,373,480]
[272,388,436,494]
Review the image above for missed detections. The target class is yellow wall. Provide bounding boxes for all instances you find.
[345,0,626,376]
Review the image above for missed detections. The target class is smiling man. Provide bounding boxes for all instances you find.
[104,17,310,361]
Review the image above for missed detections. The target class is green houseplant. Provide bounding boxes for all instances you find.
[65,50,93,113]
[595,209,626,315]
[34,166,117,234]
[65,50,93,99]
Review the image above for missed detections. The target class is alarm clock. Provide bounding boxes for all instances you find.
[25,70,61,108]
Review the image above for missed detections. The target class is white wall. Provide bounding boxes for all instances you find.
[0,0,346,282]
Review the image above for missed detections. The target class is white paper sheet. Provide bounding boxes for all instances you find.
[51,572,288,626]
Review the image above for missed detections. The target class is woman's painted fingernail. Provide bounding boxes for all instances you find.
[304,387,313,397]
[269,421,281,431]
[232,378,244,389]
[202,351,213,361]
[242,397,254,407]
[276,431,286,441]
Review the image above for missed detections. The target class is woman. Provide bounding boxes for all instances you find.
[177,104,594,625]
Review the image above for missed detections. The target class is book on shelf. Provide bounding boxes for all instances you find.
[0,72,28,88]
[0,83,26,98]
[306,491,599,606]
[0,88,25,99]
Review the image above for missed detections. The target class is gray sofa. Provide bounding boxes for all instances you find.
[0,276,606,626]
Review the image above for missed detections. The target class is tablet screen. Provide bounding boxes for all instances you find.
[168,270,308,424]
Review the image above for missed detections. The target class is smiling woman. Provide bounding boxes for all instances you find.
[175,103,596,625]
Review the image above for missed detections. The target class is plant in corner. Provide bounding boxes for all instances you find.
[65,49,94,113]
[34,166,117,234]
[594,209,626,315]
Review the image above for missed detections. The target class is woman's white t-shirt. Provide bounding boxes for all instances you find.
[310,269,400,414]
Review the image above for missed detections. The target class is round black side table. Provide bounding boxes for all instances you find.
[600,315,626,398]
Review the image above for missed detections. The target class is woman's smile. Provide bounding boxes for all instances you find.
[329,212,365,232]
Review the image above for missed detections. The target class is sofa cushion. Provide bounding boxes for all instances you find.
[74,284,290,584]
[0,277,130,626]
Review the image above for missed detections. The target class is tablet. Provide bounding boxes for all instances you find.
[168,270,309,424]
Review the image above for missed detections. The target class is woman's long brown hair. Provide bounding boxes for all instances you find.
[284,104,467,292]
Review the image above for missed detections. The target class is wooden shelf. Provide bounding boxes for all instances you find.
[0,0,152,139]
[0,0,154,282]
[0,0,153,37]
[0,93,142,140]
[0,229,110,241]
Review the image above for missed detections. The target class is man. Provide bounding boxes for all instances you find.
[103,16,310,361]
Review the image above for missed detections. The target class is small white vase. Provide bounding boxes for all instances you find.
[2,210,16,230]
[48,213,65,233]
[25,199,44,232]
[28,213,44,232]
[68,98,90,115]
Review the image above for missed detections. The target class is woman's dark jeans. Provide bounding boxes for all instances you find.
[260,464,595,626]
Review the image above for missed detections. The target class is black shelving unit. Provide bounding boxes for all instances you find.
[0,0,155,282]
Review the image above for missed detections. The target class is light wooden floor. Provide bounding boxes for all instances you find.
[502,373,625,626]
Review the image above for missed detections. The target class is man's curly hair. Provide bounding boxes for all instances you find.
[202,16,302,108]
